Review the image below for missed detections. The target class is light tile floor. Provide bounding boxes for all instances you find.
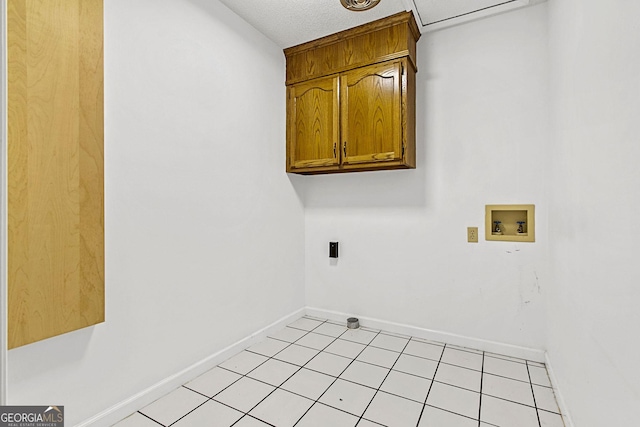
[114,316,566,427]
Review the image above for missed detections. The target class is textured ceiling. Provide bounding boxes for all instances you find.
[216,0,408,48]
[217,0,543,48]
[414,0,517,25]
[412,0,545,31]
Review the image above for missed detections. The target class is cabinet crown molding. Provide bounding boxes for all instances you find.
[284,11,420,86]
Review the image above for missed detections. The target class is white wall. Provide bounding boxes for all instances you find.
[6,1,639,425]
[303,4,550,350]
[547,0,640,425]
[6,0,305,424]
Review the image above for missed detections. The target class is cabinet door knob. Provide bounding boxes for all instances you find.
[343,142,347,157]
[333,142,337,158]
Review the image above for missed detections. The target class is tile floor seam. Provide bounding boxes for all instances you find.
[526,360,543,427]
[210,383,314,418]
[136,411,165,426]
[215,321,330,427]
[279,341,335,354]
[266,335,302,345]
[231,319,341,426]
[354,336,412,426]
[368,344,404,353]
[483,370,550,386]
[180,384,213,400]
[300,364,346,379]
[200,368,248,403]
[478,351,485,427]
[538,407,562,416]
[242,325,347,397]
[247,359,304,397]
[481,392,539,409]
[306,400,380,424]
[287,319,325,333]
[485,353,530,364]
[206,396,253,418]
[439,345,483,356]
[333,375,385,392]
[352,354,400,370]
[287,324,363,426]
[230,413,277,427]
[378,331,411,339]
[423,404,498,426]
[530,381,553,389]
[438,360,482,373]
[300,318,331,332]
[429,376,479,393]
[293,329,384,426]
[429,379,483,395]
[166,398,209,427]
[415,342,447,426]
[287,326,316,333]
[125,318,562,427]
[227,375,298,425]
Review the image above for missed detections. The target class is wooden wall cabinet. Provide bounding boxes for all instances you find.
[8,0,104,348]
[285,12,420,174]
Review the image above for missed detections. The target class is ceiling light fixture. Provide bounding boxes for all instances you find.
[340,0,381,12]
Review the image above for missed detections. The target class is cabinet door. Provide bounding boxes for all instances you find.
[340,61,402,165]
[287,76,340,171]
[8,0,104,348]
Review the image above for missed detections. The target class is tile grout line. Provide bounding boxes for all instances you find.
[135,411,165,426]
[219,318,364,427]
[354,336,413,426]
[482,370,553,388]
[238,414,276,427]
[134,317,549,427]
[134,320,352,426]
[203,327,305,422]
[173,318,323,427]
[275,340,444,421]
[272,332,515,386]
[141,382,229,427]
[291,328,384,427]
[226,353,481,412]
[226,318,335,427]
[166,398,214,427]
[223,330,414,422]
[267,325,357,425]
[526,360,543,427]
[478,351,485,427]
[414,341,447,426]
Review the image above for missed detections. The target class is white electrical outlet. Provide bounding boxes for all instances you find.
[468,227,478,243]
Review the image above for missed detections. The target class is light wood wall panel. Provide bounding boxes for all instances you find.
[7,0,104,349]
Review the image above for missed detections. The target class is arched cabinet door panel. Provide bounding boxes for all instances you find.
[287,76,340,172]
[341,61,402,166]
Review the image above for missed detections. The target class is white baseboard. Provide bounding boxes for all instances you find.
[76,308,305,427]
[306,307,546,363]
[544,352,575,427]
